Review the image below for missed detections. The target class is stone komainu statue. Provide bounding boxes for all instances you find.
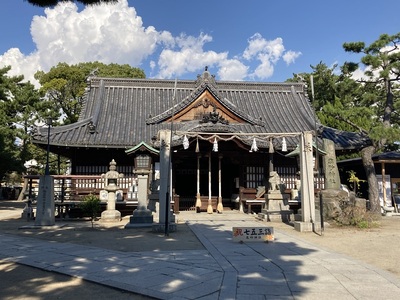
[269,171,282,192]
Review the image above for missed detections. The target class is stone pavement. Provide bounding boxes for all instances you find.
[1,211,400,299]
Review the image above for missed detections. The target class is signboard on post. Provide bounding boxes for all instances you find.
[233,227,274,242]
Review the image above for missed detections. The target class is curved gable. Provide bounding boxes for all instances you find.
[146,72,264,126]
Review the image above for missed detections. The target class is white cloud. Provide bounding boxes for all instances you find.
[217,59,248,81]
[1,0,163,85]
[0,0,301,85]
[0,48,41,83]
[244,34,285,63]
[156,33,228,78]
[253,57,274,80]
[242,33,301,79]
[283,50,302,65]
[30,1,163,69]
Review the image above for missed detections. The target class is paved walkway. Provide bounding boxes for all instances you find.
[1,211,400,299]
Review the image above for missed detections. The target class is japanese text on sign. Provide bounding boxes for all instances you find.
[232,227,274,242]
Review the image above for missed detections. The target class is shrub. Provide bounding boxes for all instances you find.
[79,194,101,228]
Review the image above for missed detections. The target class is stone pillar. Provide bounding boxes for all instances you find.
[153,130,176,232]
[294,132,316,232]
[158,130,170,225]
[35,175,55,226]
[217,155,223,213]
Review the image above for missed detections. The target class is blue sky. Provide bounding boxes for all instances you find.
[1,0,400,86]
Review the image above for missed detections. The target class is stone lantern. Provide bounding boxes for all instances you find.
[101,159,123,222]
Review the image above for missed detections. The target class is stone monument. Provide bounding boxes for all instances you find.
[35,175,55,226]
[101,159,123,222]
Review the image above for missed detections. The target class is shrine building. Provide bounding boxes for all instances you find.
[31,69,368,211]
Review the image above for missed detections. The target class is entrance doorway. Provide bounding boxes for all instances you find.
[174,153,239,210]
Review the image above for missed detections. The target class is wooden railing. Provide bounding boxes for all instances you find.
[23,175,137,202]
[22,175,182,216]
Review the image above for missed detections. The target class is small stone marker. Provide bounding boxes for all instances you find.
[233,226,274,242]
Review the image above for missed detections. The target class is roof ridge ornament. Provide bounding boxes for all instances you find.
[195,66,216,87]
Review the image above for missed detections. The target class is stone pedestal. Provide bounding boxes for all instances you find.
[125,173,154,228]
[294,209,323,232]
[320,189,348,220]
[294,221,321,232]
[101,207,121,221]
[258,192,293,222]
[35,175,55,226]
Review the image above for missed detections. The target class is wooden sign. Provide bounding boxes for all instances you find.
[233,227,274,242]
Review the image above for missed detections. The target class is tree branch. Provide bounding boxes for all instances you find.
[335,114,369,136]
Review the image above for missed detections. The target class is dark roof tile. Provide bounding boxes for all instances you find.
[32,72,369,151]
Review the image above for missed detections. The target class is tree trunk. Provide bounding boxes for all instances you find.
[360,146,380,214]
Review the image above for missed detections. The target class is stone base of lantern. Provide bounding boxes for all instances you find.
[125,209,154,228]
[101,209,121,222]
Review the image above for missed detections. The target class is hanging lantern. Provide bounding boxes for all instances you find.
[183,135,189,150]
[212,138,218,152]
[282,137,287,152]
[250,138,258,152]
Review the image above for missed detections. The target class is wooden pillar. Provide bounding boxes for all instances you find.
[217,155,223,213]
[195,154,201,210]
[207,154,213,214]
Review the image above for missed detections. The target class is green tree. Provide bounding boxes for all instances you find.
[0,66,57,181]
[8,81,43,165]
[35,62,145,124]
[290,55,399,214]
[339,33,400,213]
[26,0,117,6]
[289,62,365,133]
[0,67,26,180]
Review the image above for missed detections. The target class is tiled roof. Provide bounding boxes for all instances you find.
[32,71,369,151]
